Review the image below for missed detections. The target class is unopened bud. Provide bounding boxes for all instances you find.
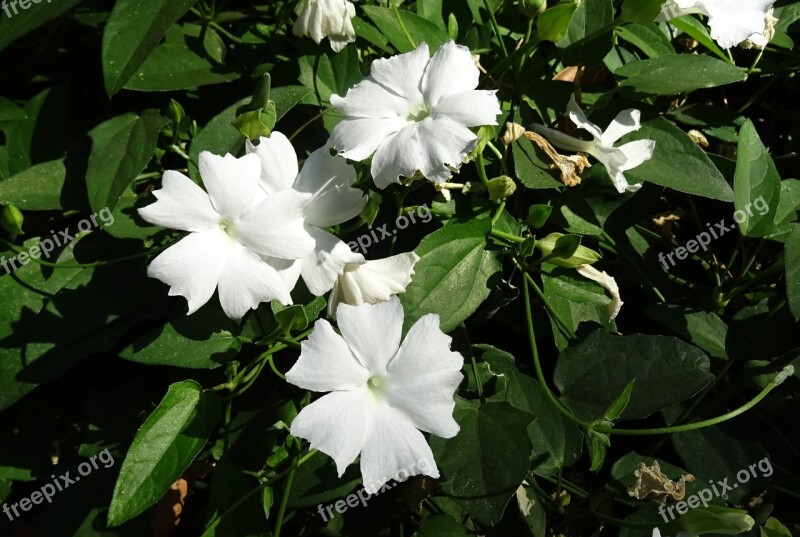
[519,0,547,17]
[487,176,516,202]
[536,232,601,268]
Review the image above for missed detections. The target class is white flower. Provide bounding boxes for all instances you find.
[138,152,315,319]
[658,0,777,49]
[329,40,502,188]
[576,265,623,320]
[286,297,464,494]
[293,0,357,53]
[246,133,368,296]
[532,97,655,194]
[327,252,420,317]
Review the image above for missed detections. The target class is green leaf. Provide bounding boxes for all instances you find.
[516,485,547,536]
[617,55,746,95]
[203,459,269,537]
[622,117,734,201]
[121,305,239,368]
[202,27,226,64]
[537,2,578,43]
[554,329,714,421]
[86,110,166,213]
[733,120,782,237]
[603,379,636,422]
[682,506,755,535]
[400,219,501,333]
[0,96,27,122]
[429,399,534,525]
[299,47,363,103]
[0,0,83,51]
[102,0,199,95]
[645,305,729,359]
[512,137,562,189]
[123,35,240,91]
[108,381,220,527]
[526,204,552,228]
[621,0,666,24]
[361,5,448,53]
[557,0,615,65]
[669,15,729,62]
[415,514,471,536]
[615,24,676,58]
[786,224,800,321]
[478,345,583,476]
[0,159,67,211]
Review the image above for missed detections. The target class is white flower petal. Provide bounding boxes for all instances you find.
[290,389,372,477]
[616,139,656,172]
[421,40,479,106]
[293,0,356,51]
[331,79,411,119]
[328,252,419,316]
[217,242,293,318]
[432,89,501,127]
[147,228,230,315]
[600,108,643,146]
[706,0,775,49]
[330,117,406,162]
[286,319,371,391]
[576,264,623,320]
[336,297,404,373]
[359,405,439,494]
[138,170,220,232]
[295,147,366,228]
[385,313,463,437]
[301,227,364,296]
[371,117,477,188]
[245,133,299,195]
[198,152,261,220]
[263,257,302,291]
[566,96,604,141]
[368,42,429,101]
[236,189,315,259]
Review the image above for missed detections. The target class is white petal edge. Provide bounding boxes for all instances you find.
[137,170,220,232]
[236,189,316,259]
[421,40,480,106]
[217,242,293,318]
[300,226,365,296]
[335,297,404,374]
[576,264,623,320]
[198,152,261,220]
[286,318,371,391]
[245,132,299,195]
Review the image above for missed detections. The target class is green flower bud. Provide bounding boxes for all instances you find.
[1,204,24,241]
[487,175,516,202]
[536,232,601,268]
[519,0,547,17]
[682,506,754,536]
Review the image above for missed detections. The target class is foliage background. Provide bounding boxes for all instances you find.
[0,0,799,536]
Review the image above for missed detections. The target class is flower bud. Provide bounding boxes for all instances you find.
[536,232,601,268]
[487,176,516,202]
[519,0,547,17]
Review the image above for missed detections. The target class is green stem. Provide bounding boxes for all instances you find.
[491,200,506,226]
[476,152,490,188]
[489,229,524,243]
[523,270,577,341]
[482,0,508,57]
[390,0,416,50]
[273,457,298,537]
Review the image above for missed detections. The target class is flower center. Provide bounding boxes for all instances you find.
[406,104,431,122]
[219,219,236,238]
[366,375,387,402]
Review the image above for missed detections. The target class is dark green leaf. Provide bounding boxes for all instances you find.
[554,329,714,421]
[108,381,220,526]
[617,55,746,95]
[786,224,800,321]
[86,110,167,213]
[0,0,83,51]
[400,219,501,333]
[645,305,729,359]
[102,0,199,94]
[362,5,448,53]
[733,120,782,237]
[623,117,734,201]
[430,399,534,525]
